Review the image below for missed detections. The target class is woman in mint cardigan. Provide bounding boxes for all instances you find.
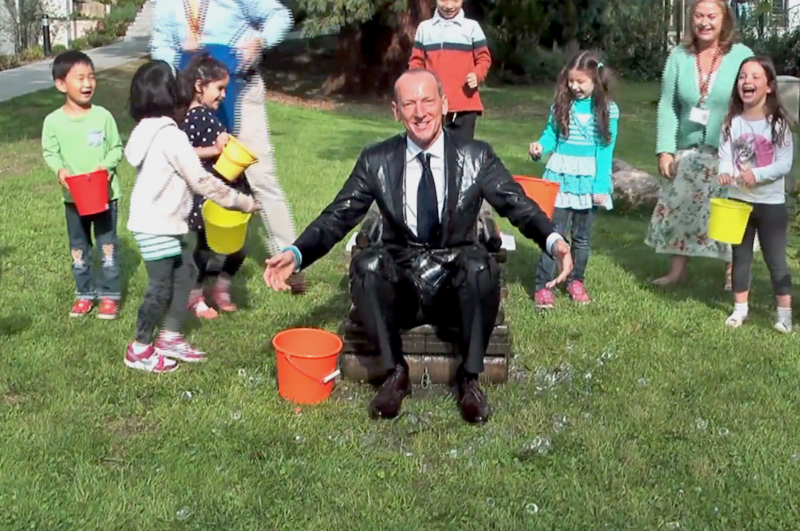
[645,0,752,287]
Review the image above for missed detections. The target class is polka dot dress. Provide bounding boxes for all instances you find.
[181,107,251,232]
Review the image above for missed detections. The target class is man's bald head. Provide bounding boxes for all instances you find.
[393,69,444,103]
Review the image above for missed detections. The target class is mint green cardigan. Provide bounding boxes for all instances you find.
[656,42,753,154]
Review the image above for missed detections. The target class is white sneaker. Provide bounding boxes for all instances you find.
[725,312,747,328]
[774,321,792,334]
[125,343,179,372]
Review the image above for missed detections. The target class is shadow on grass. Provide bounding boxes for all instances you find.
[118,237,141,309]
[592,208,778,316]
[0,315,31,336]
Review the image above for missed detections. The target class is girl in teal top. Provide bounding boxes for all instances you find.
[645,0,752,288]
[529,51,619,308]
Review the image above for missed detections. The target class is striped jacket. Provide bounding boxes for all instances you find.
[409,10,491,112]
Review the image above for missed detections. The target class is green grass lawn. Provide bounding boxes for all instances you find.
[2,65,800,529]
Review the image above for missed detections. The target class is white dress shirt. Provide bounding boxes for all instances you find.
[404,133,563,255]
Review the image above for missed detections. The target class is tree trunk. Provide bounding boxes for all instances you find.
[321,0,433,96]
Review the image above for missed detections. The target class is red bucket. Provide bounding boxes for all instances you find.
[66,169,109,216]
[512,175,560,220]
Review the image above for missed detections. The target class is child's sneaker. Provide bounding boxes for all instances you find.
[125,343,179,372]
[210,283,237,312]
[534,288,555,309]
[155,332,207,363]
[69,299,93,317]
[97,298,119,320]
[567,280,591,304]
[188,289,218,319]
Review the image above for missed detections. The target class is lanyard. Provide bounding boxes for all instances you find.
[696,46,722,107]
[184,0,206,41]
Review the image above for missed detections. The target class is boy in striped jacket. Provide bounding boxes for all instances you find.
[409,0,491,139]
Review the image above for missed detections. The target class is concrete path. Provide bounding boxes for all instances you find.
[0,37,150,103]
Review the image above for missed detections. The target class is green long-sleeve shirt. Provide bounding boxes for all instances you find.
[42,105,123,203]
[656,42,753,154]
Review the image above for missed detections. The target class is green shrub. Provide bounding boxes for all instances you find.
[69,37,90,50]
[51,44,68,55]
[18,46,44,62]
[744,28,800,77]
[0,54,22,72]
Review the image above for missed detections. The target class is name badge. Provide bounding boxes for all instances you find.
[689,107,710,126]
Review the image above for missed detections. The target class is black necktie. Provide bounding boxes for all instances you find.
[416,152,440,243]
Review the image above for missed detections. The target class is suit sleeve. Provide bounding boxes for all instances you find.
[478,146,555,251]
[409,25,426,69]
[293,153,375,269]
[471,22,491,83]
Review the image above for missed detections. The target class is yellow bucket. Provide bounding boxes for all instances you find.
[213,136,257,181]
[202,200,251,254]
[708,198,753,244]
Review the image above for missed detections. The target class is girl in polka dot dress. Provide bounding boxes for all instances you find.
[181,52,252,319]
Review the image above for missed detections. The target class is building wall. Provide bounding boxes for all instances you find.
[0,0,16,55]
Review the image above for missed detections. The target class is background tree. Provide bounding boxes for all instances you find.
[297,0,433,95]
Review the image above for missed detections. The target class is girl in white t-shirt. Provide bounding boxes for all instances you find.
[717,56,794,332]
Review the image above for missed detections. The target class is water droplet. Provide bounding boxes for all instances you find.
[175,507,192,521]
[181,390,193,401]
[486,497,495,507]
[404,451,413,457]
[525,502,539,514]
[584,372,593,381]
[211,428,221,436]
[677,488,685,498]
[637,377,649,387]
[791,453,799,463]
[230,409,242,422]
[294,434,304,443]
[694,417,708,430]
[421,462,433,473]
[566,341,574,352]
[665,522,680,530]
[601,348,615,360]
[154,466,164,473]
[523,436,552,455]
[718,427,729,437]
[238,368,247,378]
[215,465,225,473]
[449,449,459,458]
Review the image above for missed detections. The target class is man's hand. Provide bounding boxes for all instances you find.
[57,168,70,188]
[529,142,543,159]
[740,169,756,187]
[466,72,478,89]
[592,194,606,206]
[215,132,230,154]
[264,250,297,291]
[658,153,675,179]
[545,239,573,289]
[238,38,263,70]
[718,173,733,186]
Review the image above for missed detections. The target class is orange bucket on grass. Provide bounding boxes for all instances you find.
[66,169,109,216]
[273,328,343,405]
[512,175,560,220]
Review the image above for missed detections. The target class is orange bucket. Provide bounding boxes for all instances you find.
[273,328,343,405]
[512,175,560,220]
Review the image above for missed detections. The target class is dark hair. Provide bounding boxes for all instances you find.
[128,60,188,123]
[52,50,93,80]
[683,0,737,55]
[182,52,229,98]
[553,51,614,144]
[722,56,792,146]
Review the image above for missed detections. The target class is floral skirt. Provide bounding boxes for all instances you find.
[644,147,732,261]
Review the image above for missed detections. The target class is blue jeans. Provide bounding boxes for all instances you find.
[65,200,120,300]
[535,207,595,290]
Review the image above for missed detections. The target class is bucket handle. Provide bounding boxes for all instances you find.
[283,352,340,384]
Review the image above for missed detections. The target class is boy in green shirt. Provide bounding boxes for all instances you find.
[42,51,124,319]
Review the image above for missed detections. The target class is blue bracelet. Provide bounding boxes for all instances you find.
[281,245,302,272]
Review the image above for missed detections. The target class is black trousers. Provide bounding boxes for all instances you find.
[444,111,479,140]
[349,245,500,375]
[731,201,792,296]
